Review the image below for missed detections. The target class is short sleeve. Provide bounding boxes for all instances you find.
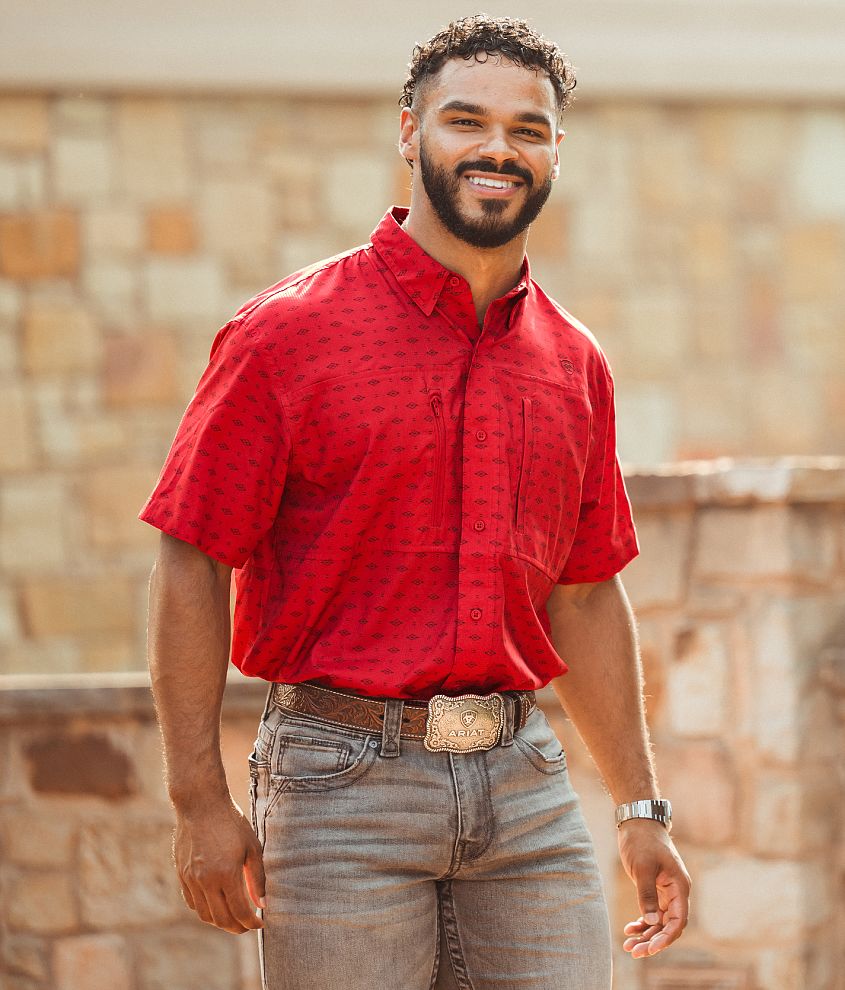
[556,355,639,585]
[138,318,290,568]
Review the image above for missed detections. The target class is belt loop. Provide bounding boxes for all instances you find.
[380,699,404,758]
[500,694,515,747]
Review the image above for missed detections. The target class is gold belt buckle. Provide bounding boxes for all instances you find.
[424,693,505,753]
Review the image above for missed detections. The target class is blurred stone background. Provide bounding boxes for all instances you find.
[1,2,844,988]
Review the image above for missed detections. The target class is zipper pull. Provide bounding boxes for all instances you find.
[431,393,442,416]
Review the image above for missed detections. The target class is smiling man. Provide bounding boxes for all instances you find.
[141,14,690,990]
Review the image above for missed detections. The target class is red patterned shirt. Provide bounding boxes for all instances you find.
[139,207,638,699]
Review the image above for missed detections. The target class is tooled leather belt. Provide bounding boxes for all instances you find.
[270,681,536,744]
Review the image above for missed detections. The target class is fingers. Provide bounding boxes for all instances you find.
[244,840,267,910]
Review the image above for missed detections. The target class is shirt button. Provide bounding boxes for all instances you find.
[470,608,483,621]
[449,276,461,287]
[475,429,487,442]
[473,519,485,532]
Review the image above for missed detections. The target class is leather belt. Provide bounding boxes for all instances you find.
[270,681,536,750]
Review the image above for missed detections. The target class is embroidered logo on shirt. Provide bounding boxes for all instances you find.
[559,357,575,374]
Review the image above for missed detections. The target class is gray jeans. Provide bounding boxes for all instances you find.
[248,696,612,990]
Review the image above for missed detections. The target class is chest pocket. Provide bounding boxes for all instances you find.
[280,366,456,554]
[501,371,592,576]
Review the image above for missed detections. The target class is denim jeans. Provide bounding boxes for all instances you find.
[248,694,612,990]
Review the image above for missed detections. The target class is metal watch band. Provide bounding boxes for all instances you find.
[615,798,673,832]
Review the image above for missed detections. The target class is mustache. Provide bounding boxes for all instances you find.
[455,160,534,188]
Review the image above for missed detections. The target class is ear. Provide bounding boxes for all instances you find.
[398,107,420,167]
[552,128,565,180]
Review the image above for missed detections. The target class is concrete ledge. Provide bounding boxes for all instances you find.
[626,457,845,510]
[0,671,268,724]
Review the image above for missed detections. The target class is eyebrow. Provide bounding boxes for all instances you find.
[437,100,553,130]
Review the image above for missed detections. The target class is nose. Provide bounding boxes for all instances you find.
[477,126,518,166]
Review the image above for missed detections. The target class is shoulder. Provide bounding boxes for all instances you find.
[232,241,374,328]
[529,281,615,391]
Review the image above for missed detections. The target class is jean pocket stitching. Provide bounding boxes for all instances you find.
[271,736,379,795]
[514,735,568,775]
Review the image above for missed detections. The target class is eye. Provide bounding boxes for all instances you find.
[451,118,481,127]
[516,128,544,139]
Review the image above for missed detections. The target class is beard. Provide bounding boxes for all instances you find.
[418,140,554,250]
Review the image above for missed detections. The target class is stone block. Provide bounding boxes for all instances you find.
[198,178,274,257]
[698,856,807,941]
[618,511,691,609]
[783,223,844,303]
[84,463,164,550]
[23,298,101,374]
[2,810,76,866]
[25,730,137,799]
[53,134,114,203]
[264,149,320,229]
[79,820,185,927]
[0,475,67,572]
[0,583,20,643]
[144,257,225,322]
[0,97,48,151]
[325,151,394,232]
[83,208,142,256]
[756,948,807,990]
[792,112,845,220]
[20,575,135,636]
[79,636,139,673]
[54,934,132,990]
[83,260,140,328]
[0,156,47,210]
[527,202,568,258]
[0,381,36,471]
[749,598,801,761]
[694,506,791,578]
[620,288,692,375]
[6,870,78,933]
[667,623,730,737]
[147,206,197,255]
[614,386,678,464]
[635,123,696,214]
[749,772,803,856]
[3,935,50,981]
[675,374,754,464]
[76,415,131,464]
[658,742,736,845]
[117,98,190,203]
[0,637,81,675]
[135,925,240,990]
[0,211,79,280]
[54,95,111,133]
[103,331,179,407]
[687,219,733,287]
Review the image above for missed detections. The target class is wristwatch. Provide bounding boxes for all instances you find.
[615,798,672,832]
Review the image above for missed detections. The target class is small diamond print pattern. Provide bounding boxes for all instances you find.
[139,207,639,699]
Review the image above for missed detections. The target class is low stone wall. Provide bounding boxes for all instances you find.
[2,459,844,989]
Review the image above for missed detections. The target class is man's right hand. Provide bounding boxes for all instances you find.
[173,799,266,934]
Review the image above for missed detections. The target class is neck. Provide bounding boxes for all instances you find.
[402,198,527,325]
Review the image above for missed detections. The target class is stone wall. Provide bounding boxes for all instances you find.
[2,92,845,677]
[2,462,844,990]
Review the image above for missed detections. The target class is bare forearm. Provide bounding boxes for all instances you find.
[147,534,233,812]
[546,575,658,804]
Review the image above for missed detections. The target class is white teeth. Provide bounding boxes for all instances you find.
[467,176,517,189]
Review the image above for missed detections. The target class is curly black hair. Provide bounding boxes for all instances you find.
[400,14,576,121]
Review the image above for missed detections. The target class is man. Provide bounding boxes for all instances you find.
[141,14,690,989]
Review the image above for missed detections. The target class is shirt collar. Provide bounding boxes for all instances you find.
[370,206,531,318]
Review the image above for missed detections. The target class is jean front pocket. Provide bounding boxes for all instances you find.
[513,710,568,775]
[265,718,380,809]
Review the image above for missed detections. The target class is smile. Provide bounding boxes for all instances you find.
[466,175,521,190]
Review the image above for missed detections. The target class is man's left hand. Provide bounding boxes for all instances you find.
[617,819,691,958]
